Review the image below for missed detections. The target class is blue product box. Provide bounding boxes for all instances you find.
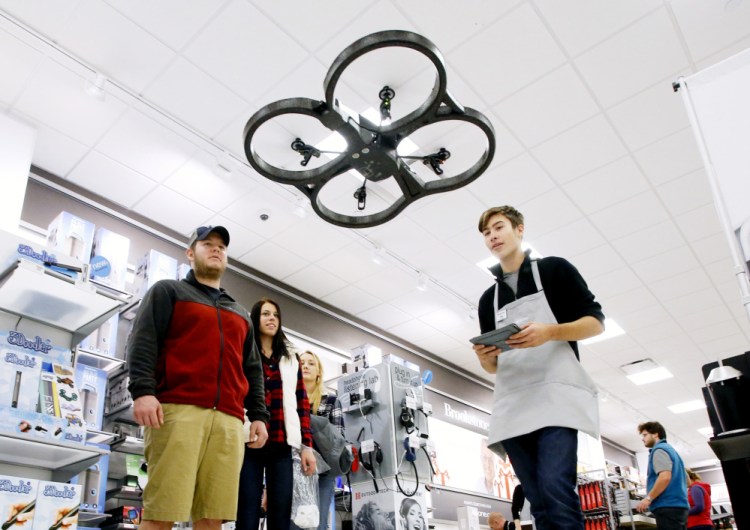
[74,364,106,431]
[90,228,130,291]
[46,211,95,264]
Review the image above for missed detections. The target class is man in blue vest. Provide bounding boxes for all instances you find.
[636,421,689,530]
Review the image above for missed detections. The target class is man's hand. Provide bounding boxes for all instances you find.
[247,420,268,448]
[506,322,554,349]
[636,497,652,513]
[301,447,317,476]
[133,395,163,428]
[473,343,501,374]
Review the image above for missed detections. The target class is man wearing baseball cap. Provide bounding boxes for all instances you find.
[128,225,269,530]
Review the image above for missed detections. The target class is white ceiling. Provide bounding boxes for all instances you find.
[3,0,750,467]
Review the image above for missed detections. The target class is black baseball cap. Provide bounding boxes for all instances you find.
[188,225,230,247]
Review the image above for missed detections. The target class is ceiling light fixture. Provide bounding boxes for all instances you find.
[243,30,496,228]
[620,358,674,385]
[293,197,308,219]
[213,151,233,180]
[416,273,429,292]
[370,245,386,265]
[667,400,707,414]
[84,73,107,100]
[580,319,625,345]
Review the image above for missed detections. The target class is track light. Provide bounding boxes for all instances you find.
[293,197,308,219]
[213,151,233,180]
[371,246,386,265]
[416,273,428,292]
[85,73,107,100]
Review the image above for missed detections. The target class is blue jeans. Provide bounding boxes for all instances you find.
[237,443,293,530]
[502,427,583,530]
[291,472,335,530]
[653,507,688,530]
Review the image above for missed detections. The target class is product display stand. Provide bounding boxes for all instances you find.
[577,469,617,530]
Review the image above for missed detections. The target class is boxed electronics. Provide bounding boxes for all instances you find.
[89,228,130,291]
[106,506,142,526]
[0,474,38,530]
[74,364,107,431]
[0,346,42,411]
[79,314,119,356]
[351,478,427,530]
[106,372,132,415]
[70,444,109,513]
[46,211,95,264]
[32,481,82,530]
[134,249,177,298]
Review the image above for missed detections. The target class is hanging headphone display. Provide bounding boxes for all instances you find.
[403,437,417,462]
[400,403,415,432]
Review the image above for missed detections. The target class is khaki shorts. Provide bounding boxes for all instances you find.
[143,403,244,522]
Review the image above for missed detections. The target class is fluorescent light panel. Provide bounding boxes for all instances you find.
[581,319,625,345]
[697,427,714,437]
[667,400,706,414]
[627,367,674,385]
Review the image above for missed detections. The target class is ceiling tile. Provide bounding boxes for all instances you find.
[356,303,413,331]
[14,58,128,145]
[663,287,725,319]
[535,0,662,57]
[355,266,420,303]
[648,268,712,302]
[569,244,626,280]
[677,305,734,332]
[607,80,690,151]
[670,0,750,62]
[387,318,441,344]
[409,189,488,241]
[389,288,457,319]
[692,233,732,266]
[29,123,89,178]
[448,3,566,104]
[633,127,704,186]
[283,265,350,299]
[534,218,605,258]
[630,319,685,346]
[492,64,599,147]
[238,240,308,279]
[588,267,643,300]
[132,184,213,234]
[574,8,689,107]
[518,188,582,239]
[96,109,200,182]
[0,28,44,106]
[322,285,382,315]
[674,203,722,242]
[689,320,743,344]
[466,153,556,208]
[143,57,250,137]
[316,243,387,284]
[419,306,468,332]
[413,331,466,357]
[602,286,658,316]
[0,1,81,44]
[184,0,308,103]
[272,215,353,263]
[656,168,713,217]
[610,220,685,262]
[616,303,673,332]
[631,246,701,284]
[444,227,495,266]
[104,0,225,51]
[58,0,176,92]
[201,214,265,259]
[220,185,300,238]
[565,156,650,215]
[533,114,627,183]
[590,190,670,240]
[440,265,498,305]
[67,151,157,208]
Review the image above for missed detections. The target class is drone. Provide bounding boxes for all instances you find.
[243,30,496,228]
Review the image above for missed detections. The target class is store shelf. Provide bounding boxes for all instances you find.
[75,347,127,373]
[111,435,144,455]
[618,514,656,528]
[0,259,125,344]
[86,429,118,445]
[79,511,111,527]
[708,429,750,461]
[108,485,143,501]
[0,431,108,480]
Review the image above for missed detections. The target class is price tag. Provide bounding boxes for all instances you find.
[408,435,420,449]
[405,396,417,409]
[422,402,432,415]
[361,439,375,454]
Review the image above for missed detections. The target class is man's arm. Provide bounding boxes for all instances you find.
[243,328,270,448]
[636,470,672,512]
[506,315,603,349]
[127,282,174,427]
[473,343,500,374]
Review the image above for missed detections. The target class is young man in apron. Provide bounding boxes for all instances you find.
[472,206,605,530]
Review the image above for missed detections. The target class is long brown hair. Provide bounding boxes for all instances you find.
[301,350,324,413]
[250,297,291,359]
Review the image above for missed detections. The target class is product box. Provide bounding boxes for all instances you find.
[177,263,191,281]
[89,228,130,291]
[1,330,74,367]
[105,506,142,526]
[32,481,82,530]
[0,475,38,530]
[46,211,95,264]
[33,363,86,444]
[134,249,177,298]
[351,478,427,530]
[0,348,42,411]
[74,364,107,431]
[0,404,66,442]
[70,445,109,513]
[78,314,119,356]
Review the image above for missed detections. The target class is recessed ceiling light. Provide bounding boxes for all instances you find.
[668,400,706,414]
[620,358,674,385]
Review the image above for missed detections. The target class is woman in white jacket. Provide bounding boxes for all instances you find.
[237,297,316,530]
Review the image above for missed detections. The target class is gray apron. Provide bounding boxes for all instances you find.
[487,260,599,457]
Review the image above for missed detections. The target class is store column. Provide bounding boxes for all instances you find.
[0,113,35,232]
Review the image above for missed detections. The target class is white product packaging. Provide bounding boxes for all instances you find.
[32,481,81,530]
[0,475,38,530]
[134,250,177,298]
[46,212,95,264]
[0,349,42,411]
[89,228,131,291]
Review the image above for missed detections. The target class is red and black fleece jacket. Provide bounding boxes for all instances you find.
[127,270,269,424]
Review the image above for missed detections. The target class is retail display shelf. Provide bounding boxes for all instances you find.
[618,514,656,528]
[75,347,127,372]
[86,429,118,445]
[112,435,145,455]
[106,403,135,423]
[108,484,143,501]
[0,431,108,476]
[79,511,111,526]
[342,399,375,414]
[0,259,124,343]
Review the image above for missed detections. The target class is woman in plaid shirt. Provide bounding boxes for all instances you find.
[237,298,315,530]
[298,351,344,530]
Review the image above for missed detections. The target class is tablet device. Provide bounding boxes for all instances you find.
[470,323,522,351]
